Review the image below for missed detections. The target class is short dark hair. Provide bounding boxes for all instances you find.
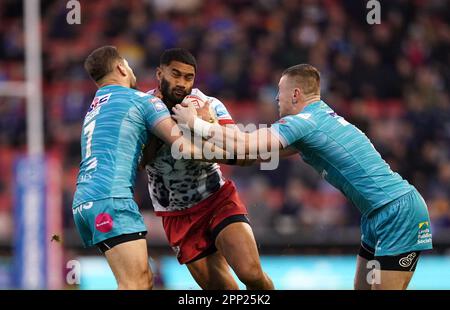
[160,48,197,71]
[84,46,123,82]
[282,64,321,95]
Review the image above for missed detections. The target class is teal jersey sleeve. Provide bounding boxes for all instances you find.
[73,86,170,207]
[270,113,316,147]
[139,95,171,131]
[275,101,413,216]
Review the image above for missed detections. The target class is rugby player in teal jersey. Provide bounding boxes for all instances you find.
[73,46,206,289]
[173,64,433,290]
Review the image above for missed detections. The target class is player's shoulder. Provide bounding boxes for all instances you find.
[283,111,316,125]
[132,89,153,100]
[131,89,160,104]
[131,89,167,113]
[273,111,317,137]
[109,87,151,104]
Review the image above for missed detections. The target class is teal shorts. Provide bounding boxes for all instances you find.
[73,198,147,248]
[361,189,433,257]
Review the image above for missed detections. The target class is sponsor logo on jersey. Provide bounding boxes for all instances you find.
[95,213,114,233]
[419,221,429,229]
[327,110,349,126]
[214,104,228,118]
[399,252,416,268]
[149,97,166,112]
[417,221,432,244]
[88,93,111,113]
[85,93,111,123]
[72,202,93,215]
[327,111,337,117]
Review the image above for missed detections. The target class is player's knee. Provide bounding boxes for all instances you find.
[118,268,153,290]
[235,261,265,285]
[139,268,153,289]
[197,271,239,290]
[143,268,154,290]
[205,278,239,290]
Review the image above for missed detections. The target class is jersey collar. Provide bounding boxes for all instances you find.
[302,100,323,112]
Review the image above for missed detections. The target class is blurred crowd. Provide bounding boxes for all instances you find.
[0,0,449,246]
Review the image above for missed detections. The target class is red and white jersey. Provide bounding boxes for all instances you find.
[145,88,234,215]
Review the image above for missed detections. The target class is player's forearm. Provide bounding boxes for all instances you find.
[192,118,251,156]
[190,138,235,163]
[191,118,282,158]
[195,136,259,166]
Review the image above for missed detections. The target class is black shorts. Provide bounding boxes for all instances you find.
[96,231,147,254]
[186,214,250,264]
[359,242,421,272]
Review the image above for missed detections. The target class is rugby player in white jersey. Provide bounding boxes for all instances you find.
[143,48,273,290]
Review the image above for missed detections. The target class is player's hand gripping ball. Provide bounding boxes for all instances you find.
[181,94,218,124]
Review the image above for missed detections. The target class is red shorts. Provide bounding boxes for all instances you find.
[161,180,249,264]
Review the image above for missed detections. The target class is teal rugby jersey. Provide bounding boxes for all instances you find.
[271,100,413,216]
[73,85,170,207]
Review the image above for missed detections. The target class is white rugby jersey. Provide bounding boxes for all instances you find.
[145,88,234,214]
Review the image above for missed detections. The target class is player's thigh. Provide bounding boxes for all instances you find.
[215,220,263,278]
[186,251,238,290]
[354,242,376,290]
[354,255,373,290]
[371,251,420,290]
[372,270,414,290]
[104,238,152,289]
